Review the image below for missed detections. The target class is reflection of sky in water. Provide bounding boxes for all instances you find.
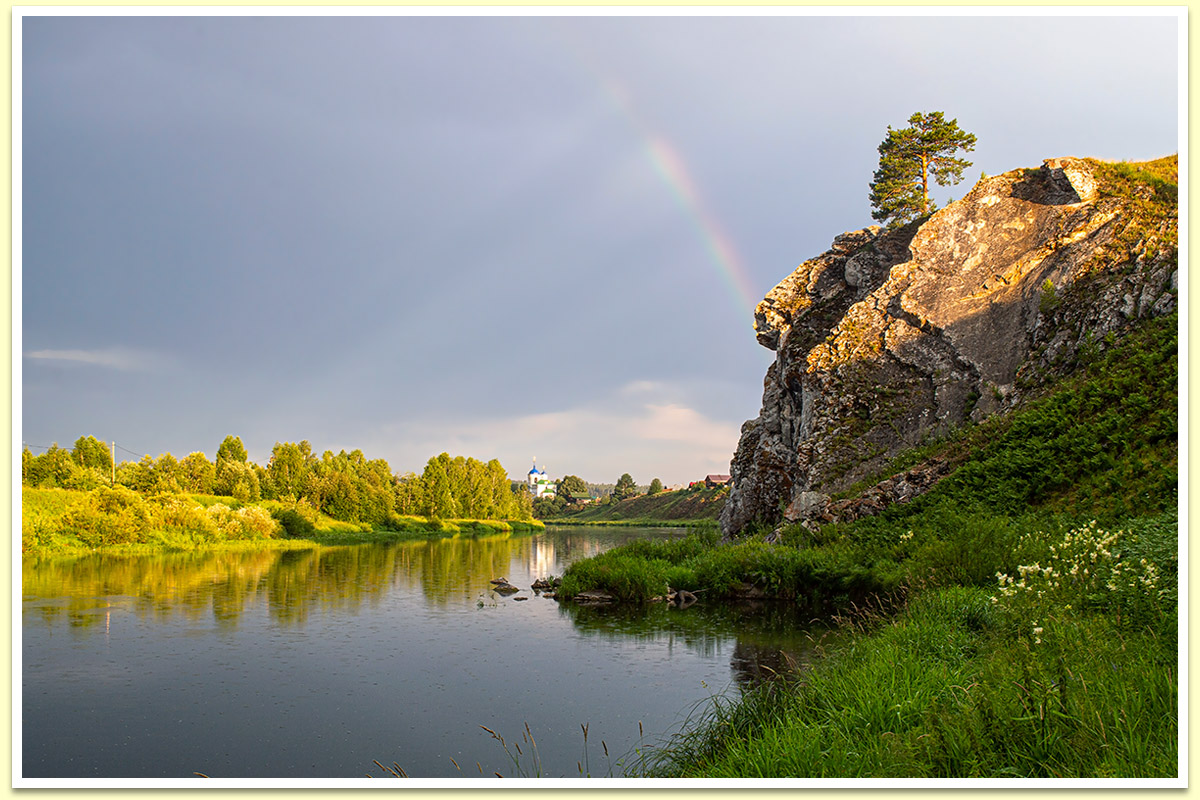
[22,527,826,780]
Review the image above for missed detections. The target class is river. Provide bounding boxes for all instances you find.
[20,526,827,782]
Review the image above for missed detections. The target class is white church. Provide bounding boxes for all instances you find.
[527,458,556,499]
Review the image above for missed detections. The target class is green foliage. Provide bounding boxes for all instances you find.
[1038,278,1060,316]
[994,512,1177,641]
[557,474,588,498]
[559,551,674,603]
[72,435,112,472]
[552,486,726,525]
[532,494,569,519]
[213,458,261,502]
[612,472,638,501]
[647,584,1175,778]
[562,308,1177,777]
[869,111,976,227]
[401,453,526,523]
[271,506,317,539]
[1092,155,1178,210]
[647,477,664,496]
[177,452,215,494]
[265,440,315,501]
[24,485,288,553]
[216,435,248,464]
[23,444,80,488]
[914,314,1177,521]
[60,486,152,547]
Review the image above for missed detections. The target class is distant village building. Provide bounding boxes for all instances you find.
[527,459,556,498]
[562,488,594,505]
[704,474,732,489]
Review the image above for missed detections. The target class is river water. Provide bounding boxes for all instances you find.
[20,526,826,781]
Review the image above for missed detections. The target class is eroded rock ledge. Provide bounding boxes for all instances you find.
[722,157,1178,537]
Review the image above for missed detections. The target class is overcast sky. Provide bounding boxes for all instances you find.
[17,10,1181,486]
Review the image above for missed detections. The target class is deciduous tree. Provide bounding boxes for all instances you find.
[557,474,587,500]
[178,452,215,494]
[72,435,113,473]
[266,441,315,501]
[613,473,637,501]
[216,435,248,464]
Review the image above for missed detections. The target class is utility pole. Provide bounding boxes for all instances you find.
[111,441,116,486]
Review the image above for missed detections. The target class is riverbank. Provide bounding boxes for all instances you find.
[20,485,543,558]
[643,575,1177,778]
[557,314,1178,777]
[544,518,714,529]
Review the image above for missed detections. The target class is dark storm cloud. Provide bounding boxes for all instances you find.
[18,11,1180,483]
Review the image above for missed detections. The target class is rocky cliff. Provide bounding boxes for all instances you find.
[721,156,1178,538]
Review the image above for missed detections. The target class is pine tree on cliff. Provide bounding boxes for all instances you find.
[868,111,976,227]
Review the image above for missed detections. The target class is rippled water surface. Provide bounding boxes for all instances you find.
[22,527,825,779]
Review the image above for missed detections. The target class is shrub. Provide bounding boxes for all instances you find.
[60,486,151,546]
[271,507,316,539]
[205,504,279,540]
[147,494,219,537]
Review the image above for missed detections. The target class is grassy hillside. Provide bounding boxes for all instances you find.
[558,309,1178,777]
[547,486,726,526]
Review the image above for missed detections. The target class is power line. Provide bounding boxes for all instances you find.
[23,440,148,459]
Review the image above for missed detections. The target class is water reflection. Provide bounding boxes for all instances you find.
[23,527,834,778]
[22,529,660,629]
[557,597,834,687]
[23,528,827,682]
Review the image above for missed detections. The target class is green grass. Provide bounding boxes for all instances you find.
[558,307,1177,778]
[547,487,727,525]
[646,581,1176,778]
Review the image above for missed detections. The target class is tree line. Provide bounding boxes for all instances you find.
[532,471,667,518]
[22,435,533,524]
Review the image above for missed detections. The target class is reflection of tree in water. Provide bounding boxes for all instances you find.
[729,639,814,688]
[24,535,565,629]
[560,599,835,688]
[21,528,691,632]
[23,550,283,631]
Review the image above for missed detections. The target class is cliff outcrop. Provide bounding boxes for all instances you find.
[721,156,1178,538]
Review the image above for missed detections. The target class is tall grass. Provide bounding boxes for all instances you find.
[647,578,1176,778]
[558,307,1177,778]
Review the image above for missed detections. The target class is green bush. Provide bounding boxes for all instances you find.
[147,494,219,537]
[204,504,279,540]
[271,507,317,538]
[60,486,151,546]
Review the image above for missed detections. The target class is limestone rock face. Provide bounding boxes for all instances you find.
[721,157,1178,538]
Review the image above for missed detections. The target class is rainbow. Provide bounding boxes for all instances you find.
[599,77,762,322]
